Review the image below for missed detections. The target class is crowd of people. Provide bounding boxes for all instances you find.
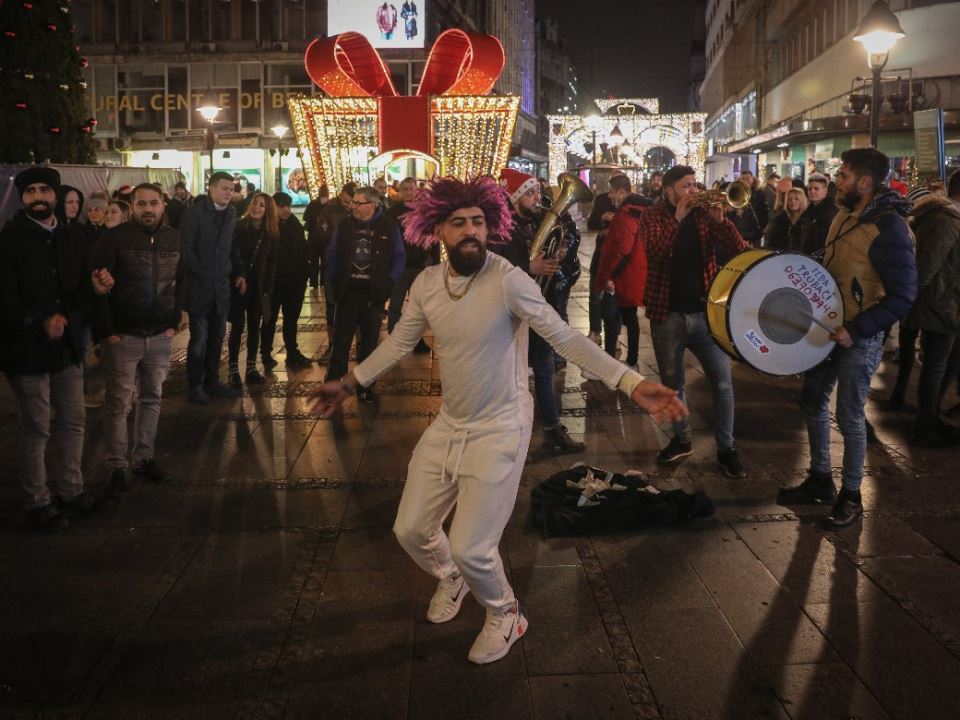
[4,150,959,664]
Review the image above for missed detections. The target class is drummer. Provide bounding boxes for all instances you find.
[640,165,751,477]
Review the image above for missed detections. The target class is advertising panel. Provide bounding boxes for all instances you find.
[328,0,425,50]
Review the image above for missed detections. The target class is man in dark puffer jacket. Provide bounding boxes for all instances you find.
[93,183,183,493]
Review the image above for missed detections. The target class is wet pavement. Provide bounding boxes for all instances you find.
[2,233,960,719]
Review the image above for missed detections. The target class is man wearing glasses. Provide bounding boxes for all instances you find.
[324,186,405,402]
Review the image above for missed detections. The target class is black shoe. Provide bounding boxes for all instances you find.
[24,503,68,533]
[822,489,863,529]
[56,491,110,519]
[657,437,693,465]
[717,447,747,478]
[245,369,266,384]
[205,381,241,398]
[777,470,837,505]
[543,424,586,454]
[228,370,242,388]
[286,353,313,370]
[413,339,432,354]
[188,386,212,405]
[262,355,278,371]
[357,387,378,404]
[104,468,129,498]
[133,459,172,484]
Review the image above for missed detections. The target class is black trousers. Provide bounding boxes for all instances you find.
[228,294,263,367]
[263,282,306,358]
[619,306,640,366]
[326,287,385,381]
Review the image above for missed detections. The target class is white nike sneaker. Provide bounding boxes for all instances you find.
[467,603,529,665]
[427,573,470,624]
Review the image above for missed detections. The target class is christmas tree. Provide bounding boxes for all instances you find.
[0,0,97,164]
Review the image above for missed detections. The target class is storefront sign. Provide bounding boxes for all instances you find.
[88,91,302,114]
[914,109,945,184]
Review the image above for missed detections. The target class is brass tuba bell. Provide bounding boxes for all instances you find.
[529,172,594,263]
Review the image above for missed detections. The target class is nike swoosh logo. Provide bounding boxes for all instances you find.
[502,616,516,643]
[451,584,464,602]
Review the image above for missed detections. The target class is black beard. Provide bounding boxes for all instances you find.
[837,188,861,212]
[26,202,53,221]
[133,215,159,232]
[447,238,486,276]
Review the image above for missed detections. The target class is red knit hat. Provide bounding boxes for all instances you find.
[499,168,539,205]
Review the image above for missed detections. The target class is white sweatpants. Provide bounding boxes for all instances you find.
[393,415,532,614]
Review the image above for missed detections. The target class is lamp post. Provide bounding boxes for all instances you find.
[272,124,289,193]
[197,104,221,175]
[853,1,905,148]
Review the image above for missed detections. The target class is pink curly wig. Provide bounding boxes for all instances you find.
[401,175,514,248]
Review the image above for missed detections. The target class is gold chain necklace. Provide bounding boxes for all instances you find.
[444,265,478,301]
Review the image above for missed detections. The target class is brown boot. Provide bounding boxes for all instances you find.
[543,424,586,454]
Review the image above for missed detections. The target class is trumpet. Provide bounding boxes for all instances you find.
[690,179,752,210]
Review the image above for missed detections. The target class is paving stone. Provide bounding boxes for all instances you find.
[903,515,960,561]
[409,665,533,720]
[329,527,415,571]
[219,420,316,481]
[154,531,315,621]
[529,674,635,720]
[805,594,960,719]
[831,515,939,558]
[760,662,891,720]
[512,566,618,675]
[734,521,886,607]
[280,681,409,720]
[504,525,581,570]
[625,606,789,720]
[341,484,405,529]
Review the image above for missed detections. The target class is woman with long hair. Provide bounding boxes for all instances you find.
[228,192,279,386]
[763,187,809,252]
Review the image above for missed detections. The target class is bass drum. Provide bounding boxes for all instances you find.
[706,249,844,375]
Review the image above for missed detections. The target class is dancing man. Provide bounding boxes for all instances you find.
[310,176,686,664]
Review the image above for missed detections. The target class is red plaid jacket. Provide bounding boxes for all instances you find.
[641,200,750,324]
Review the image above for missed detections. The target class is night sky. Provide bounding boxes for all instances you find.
[537,0,699,113]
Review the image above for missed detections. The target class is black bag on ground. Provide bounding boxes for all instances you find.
[530,465,714,537]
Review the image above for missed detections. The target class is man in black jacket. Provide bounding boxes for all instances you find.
[325,186,405,402]
[180,171,238,404]
[93,183,182,492]
[386,177,433,354]
[262,192,312,369]
[0,167,114,532]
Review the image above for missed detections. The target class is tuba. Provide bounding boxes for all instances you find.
[530,172,594,290]
[690,179,752,210]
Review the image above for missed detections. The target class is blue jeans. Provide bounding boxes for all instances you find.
[801,333,883,492]
[187,309,228,389]
[529,329,559,427]
[650,311,735,449]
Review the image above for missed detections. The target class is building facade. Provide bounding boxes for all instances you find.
[74,0,542,195]
[700,0,960,185]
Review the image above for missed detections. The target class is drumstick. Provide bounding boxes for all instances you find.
[797,310,835,334]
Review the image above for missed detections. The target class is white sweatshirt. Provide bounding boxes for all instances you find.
[353,252,643,431]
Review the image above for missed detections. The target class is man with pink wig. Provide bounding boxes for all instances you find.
[311,176,685,664]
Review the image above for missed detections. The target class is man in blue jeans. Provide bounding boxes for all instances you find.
[778,149,916,528]
[180,172,239,404]
[641,165,750,477]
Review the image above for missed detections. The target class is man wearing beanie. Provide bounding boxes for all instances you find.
[641,164,750,478]
[493,168,585,453]
[0,167,114,532]
[180,171,239,403]
[262,192,312,369]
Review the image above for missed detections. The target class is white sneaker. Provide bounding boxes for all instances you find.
[427,573,470,624]
[467,603,528,665]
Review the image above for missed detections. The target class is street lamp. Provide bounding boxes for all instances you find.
[272,124,289,192]
[854,1,905,148]
[197,104,221,174]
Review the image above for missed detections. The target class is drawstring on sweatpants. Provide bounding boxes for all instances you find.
[441,429,470,484]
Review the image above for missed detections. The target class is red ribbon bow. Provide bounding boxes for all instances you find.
[304,30,506,156]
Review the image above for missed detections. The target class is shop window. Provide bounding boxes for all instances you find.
[74,0,94,44]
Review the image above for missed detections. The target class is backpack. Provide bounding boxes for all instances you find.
[530,464,714,537]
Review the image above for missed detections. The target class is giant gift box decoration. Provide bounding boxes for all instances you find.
[288,29,520,196]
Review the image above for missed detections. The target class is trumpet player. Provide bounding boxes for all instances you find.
[493,169,585,453]
[642,165,751,477]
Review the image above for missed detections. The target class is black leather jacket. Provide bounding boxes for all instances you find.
[92,221,183,337]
